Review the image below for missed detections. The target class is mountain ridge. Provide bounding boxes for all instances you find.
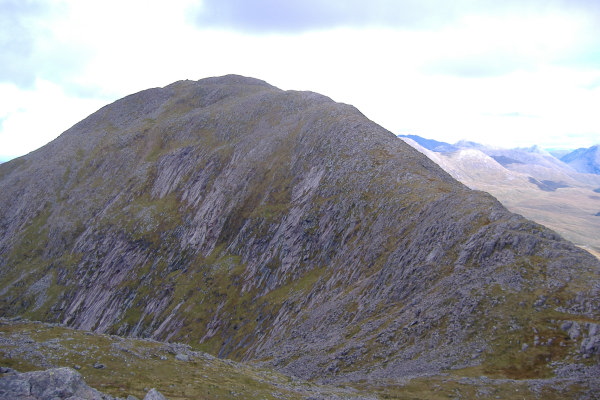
[0,76,598,387]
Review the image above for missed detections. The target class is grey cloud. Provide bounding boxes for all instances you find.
[192,0,465,33]
[191,0,600,33]
[0,0,95,94]
[0,0,49,87]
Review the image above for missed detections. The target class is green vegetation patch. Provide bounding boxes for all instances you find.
[363,373,594,400]
[473,279,599,379]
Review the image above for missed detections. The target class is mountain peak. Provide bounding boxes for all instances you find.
[0,76,598,389]
[197,74,276,87]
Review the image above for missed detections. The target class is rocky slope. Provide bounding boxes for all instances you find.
[0,76,599,387]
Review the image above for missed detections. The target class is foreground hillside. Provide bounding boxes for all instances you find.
[0,76,599,390]
[0,318,371,400]
[1,318,598,399]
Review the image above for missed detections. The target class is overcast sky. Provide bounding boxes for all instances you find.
[1,0,600,161]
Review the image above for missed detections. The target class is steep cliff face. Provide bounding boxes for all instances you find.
[0,75,598,383]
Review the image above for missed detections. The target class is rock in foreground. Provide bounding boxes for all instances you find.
[0,367,106,400]
[0,366,168,400]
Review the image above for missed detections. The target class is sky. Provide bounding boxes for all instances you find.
[1,0,600,161]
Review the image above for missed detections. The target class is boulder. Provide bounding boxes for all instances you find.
[0,367,111,400]
[143,389,167,400]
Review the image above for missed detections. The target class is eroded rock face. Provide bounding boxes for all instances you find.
[0,75,598,382]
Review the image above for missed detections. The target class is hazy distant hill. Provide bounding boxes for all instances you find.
[561,145,600,175]
[401,135,600,256]
[397,134,458,152]
[0,77,598,396]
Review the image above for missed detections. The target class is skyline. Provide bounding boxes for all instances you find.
[1,0,600,161]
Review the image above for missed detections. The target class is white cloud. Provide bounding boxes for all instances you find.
[0,79,107,160]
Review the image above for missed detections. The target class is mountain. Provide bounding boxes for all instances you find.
[424,135,600,187]
[452,141,585,182]
[561,145,600,175]
[548,149,572,159]
[397,134,457,152]
[453,139,491,151]
[480,146,586,184]
[0,76,599,392]
[400,138,523,185]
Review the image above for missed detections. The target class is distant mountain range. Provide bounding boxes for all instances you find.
[399,135,600,257]
[397,134,459,152]
[401,135,600,177]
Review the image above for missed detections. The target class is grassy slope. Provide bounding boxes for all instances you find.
[0,319,368,400]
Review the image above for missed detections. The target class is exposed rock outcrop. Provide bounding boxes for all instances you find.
[143,389,167,400]
[0,366,169,400]
[1,367,118,400]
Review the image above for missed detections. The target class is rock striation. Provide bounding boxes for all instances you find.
[0,75,598,383]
